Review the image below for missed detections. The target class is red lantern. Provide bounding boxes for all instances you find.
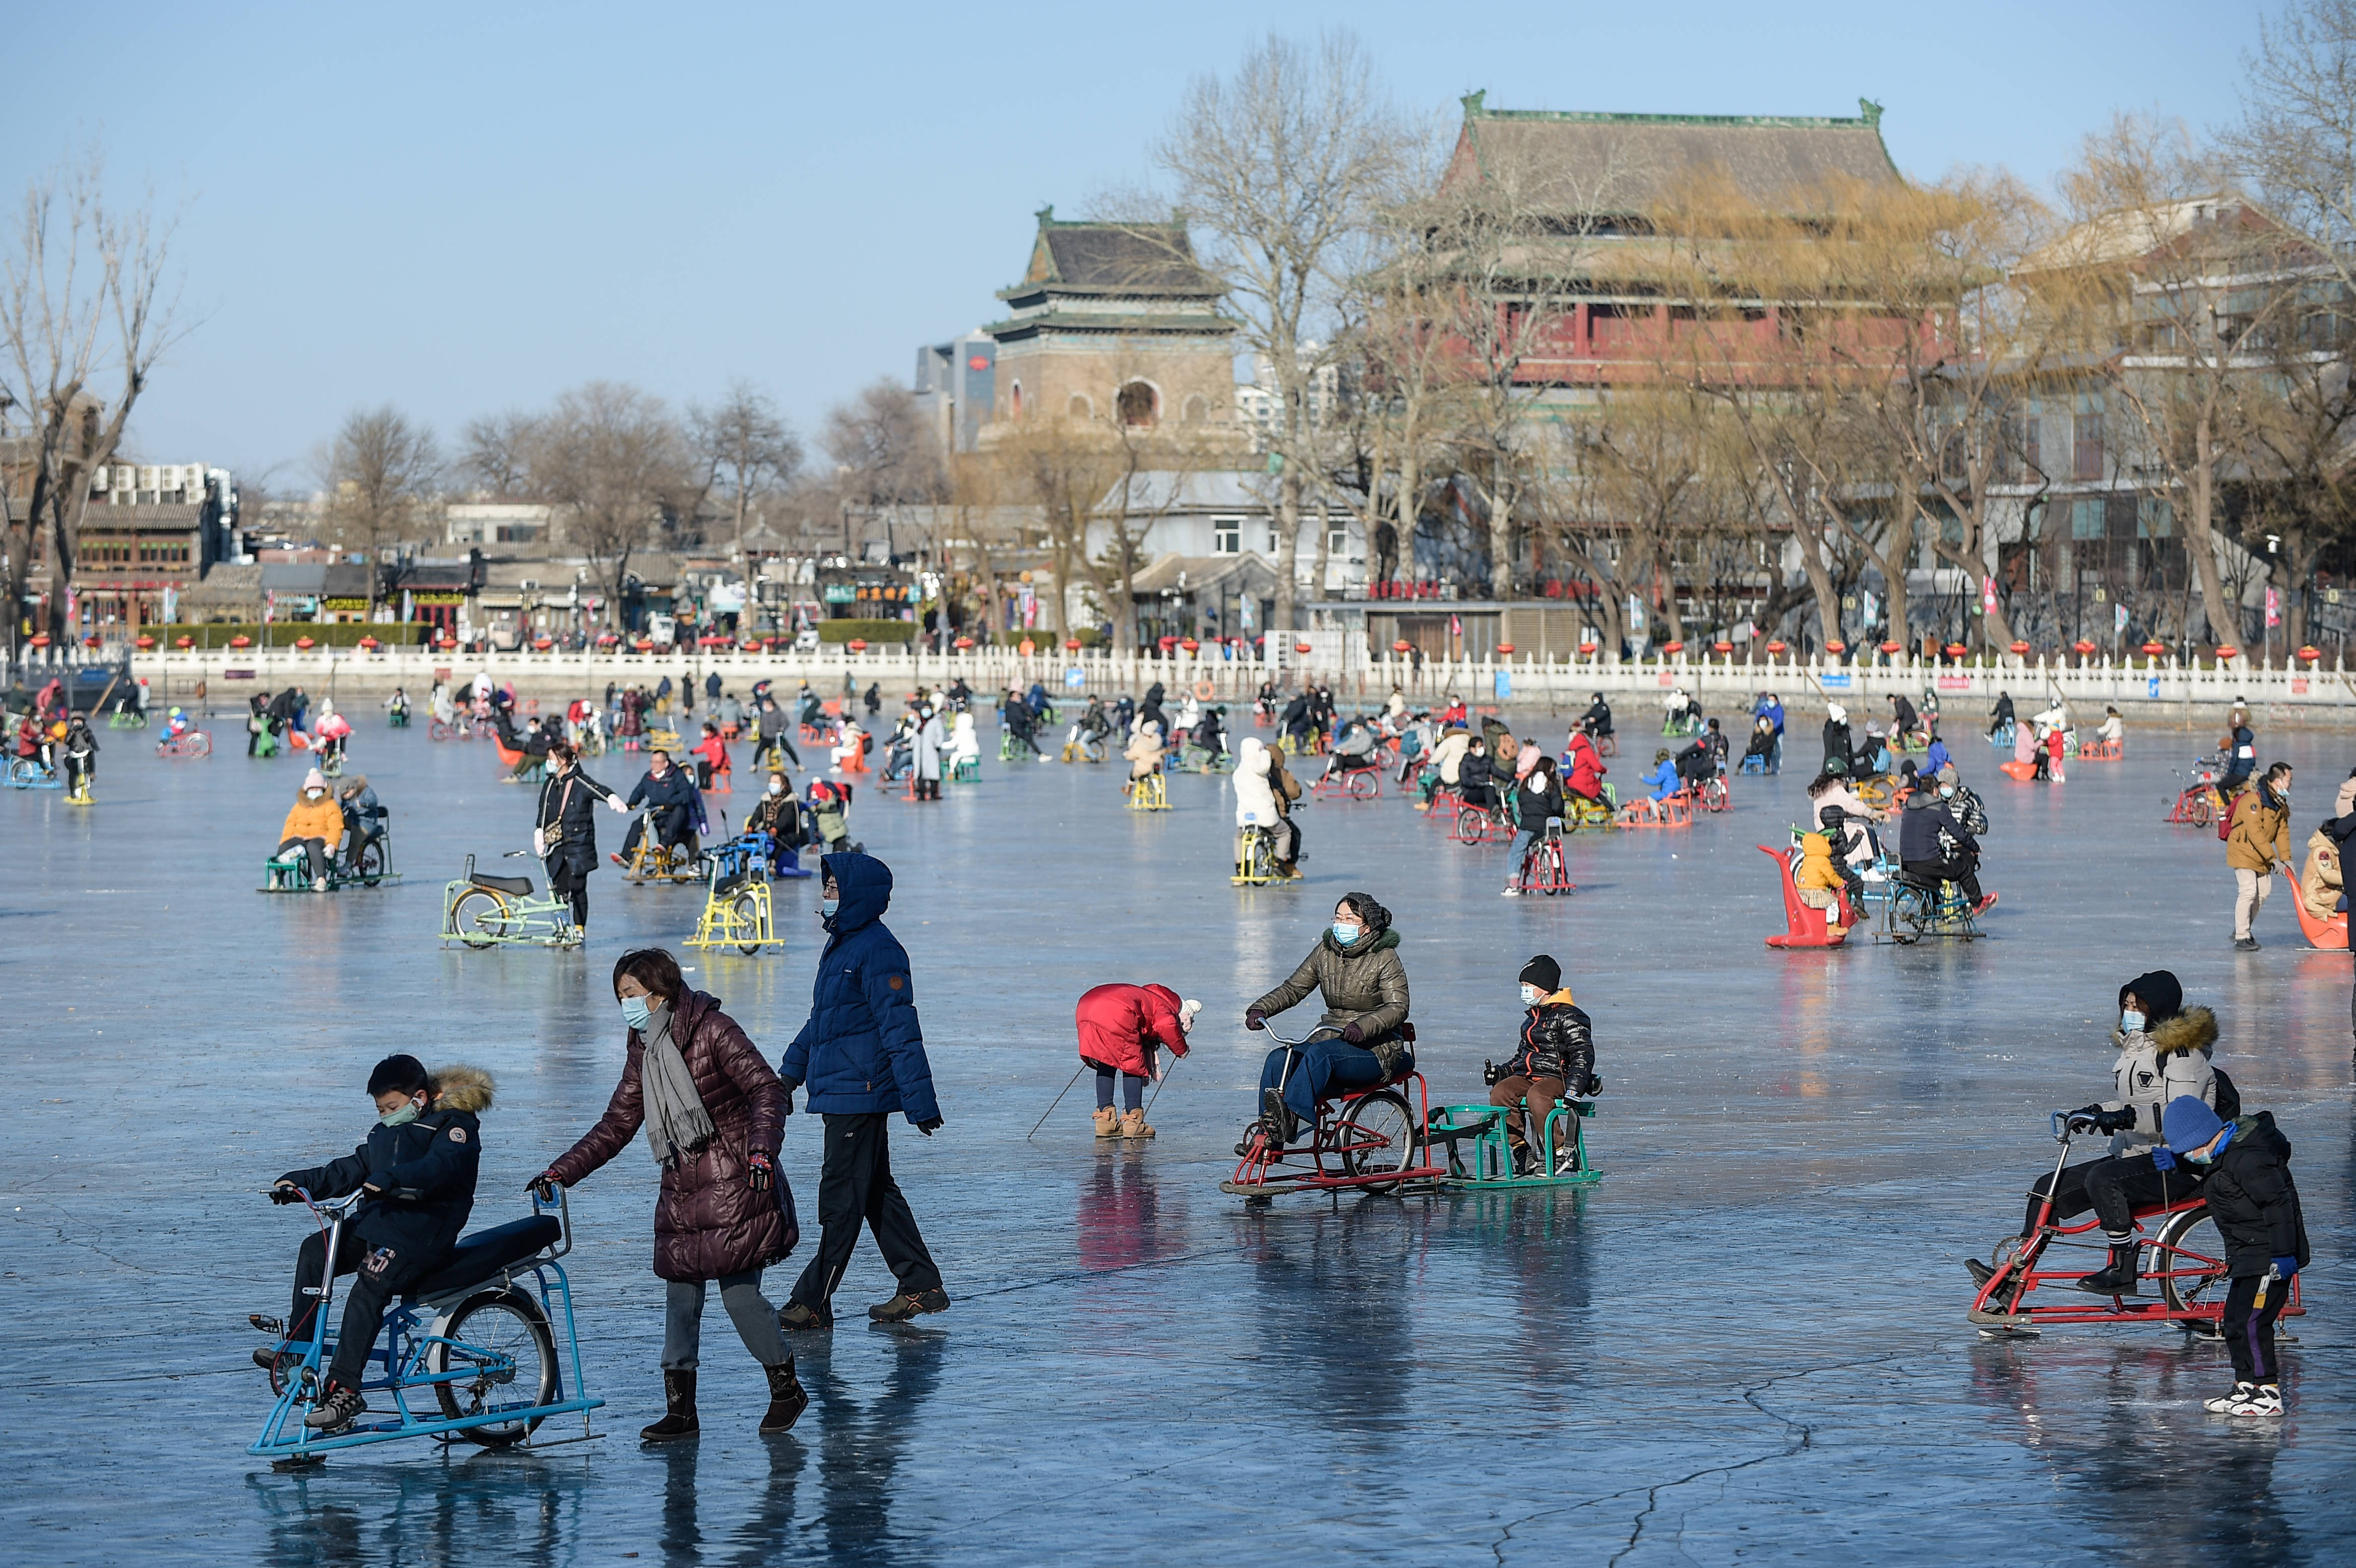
[28,633,50,648]
[1064,638,1081,652]
[741,639,762,652]
[2008,640,2031,656]
[2141,640,2167,658]
[1824,640,1846,655]
[357,635,379,651]
[1765,639,1787,655]
[2072,639,2097,656]
[1392,640,1412,654]
[83,634,101,649]
[2298,644,2322,663]
[1878,640,1901,655]
[1295,641,1313,655]
[173,635,193,650]
[847,639,868,653]
[228,634,251,649]
[597,631,620,646]
[1660,640,1685,655]
[294,636,315,651]
[438,633,459,650]
[134,634,155,651]
[633,637,654,652]
[533,637,553,651]
[1494,642,1515,656]
[1578,641,1598,656]
[1712,640,1734,655]
[1181,638,1201,654]
[2214,645,2240,660]
[1944,642,1966,658]
[953,636,974,650]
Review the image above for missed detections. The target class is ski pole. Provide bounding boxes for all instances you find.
[1143,1054,1178,1117]
[1026,1065,1088,1142]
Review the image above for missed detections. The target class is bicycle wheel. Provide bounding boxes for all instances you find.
[188,732,212,758]
[1335,1090,1417,1192]
[2155,1206,2231,1315]
[1346,769,1380,800]
[2189,793,2214,827]
[449,888,509,948]
[430,1287,558,1445]
[7,758,38,788]
[428,719,451,741]
[733,892,763,956]
[1455,806,1484,844]
[356,839,388,885]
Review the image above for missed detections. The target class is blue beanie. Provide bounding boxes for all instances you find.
[2162,1095,2226,1154]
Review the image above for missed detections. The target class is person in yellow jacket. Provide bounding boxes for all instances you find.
[277,767,347,892]
[1794,829,1852,937]
[2225,762,2293,950]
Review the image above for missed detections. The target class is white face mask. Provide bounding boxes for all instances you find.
[1519,984,1543,1006]
[768,779,784,795]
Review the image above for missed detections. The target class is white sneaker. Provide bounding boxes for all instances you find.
[2227,1385,2283,1417]
[2203,1382,2255,1414]
[1501,887,1521,897]
[312,877,328,892]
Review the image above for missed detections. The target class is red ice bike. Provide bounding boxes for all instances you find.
[1967,1109,2305,1338]
[1222,1023,1445,1204]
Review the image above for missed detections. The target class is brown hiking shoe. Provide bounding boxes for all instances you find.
[868,1288,950,1323]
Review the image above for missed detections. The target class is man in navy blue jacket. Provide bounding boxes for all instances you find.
[778,852,949,1328]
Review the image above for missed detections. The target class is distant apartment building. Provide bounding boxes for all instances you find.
[5,457,240,630]
[446,501,554,546]
[913,331,996,453]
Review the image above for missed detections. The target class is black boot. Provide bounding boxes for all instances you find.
[2076,1242,2140,1296]
[759,1360,808,1434]
[640,1369,699,1442]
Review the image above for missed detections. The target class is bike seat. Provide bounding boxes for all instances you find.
[471,872,534,897]
[404,1215,561,1302]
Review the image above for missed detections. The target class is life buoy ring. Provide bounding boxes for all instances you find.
[1194,679,1215,700]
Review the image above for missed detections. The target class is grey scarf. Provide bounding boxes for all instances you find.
[639,1004,715,1167]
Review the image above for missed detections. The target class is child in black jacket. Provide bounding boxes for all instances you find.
[1487,956,1598,1175]
[2161,1095,2310,1418]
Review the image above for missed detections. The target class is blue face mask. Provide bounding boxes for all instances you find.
[2120,1010,2146,1035]
[1331,923,1361,946]
[620,995,653,1032]
[821,898,840,920]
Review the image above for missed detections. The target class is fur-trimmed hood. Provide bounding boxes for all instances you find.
[2146,1007,2218,1061]
[431,1064,496,1114]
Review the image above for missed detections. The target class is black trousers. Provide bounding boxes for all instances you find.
[1902,856,1983,904]
[2025,1152,2204,1238]
[2222,1273,2287,1384]
[546,845,593,925]
[789,1113,942,1309]
[289,1226,432,1391]
[622,806,695,859]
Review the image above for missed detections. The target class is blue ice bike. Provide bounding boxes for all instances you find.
[248,1185,602,1468]
[7,755,62,790]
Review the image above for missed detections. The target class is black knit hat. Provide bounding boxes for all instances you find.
[1519,954,1562,993]
[367,1054,430,1098]
[1339,891,1391,937]
[2119,970,2184,1024]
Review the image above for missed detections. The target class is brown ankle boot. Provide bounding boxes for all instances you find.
[640,1369,699,1442]
[1118,1107,1155,1139]
[759,1359,808,1434]
[1092,1105,1120,1138]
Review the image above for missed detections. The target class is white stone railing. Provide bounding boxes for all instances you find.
[122,641,2356,714]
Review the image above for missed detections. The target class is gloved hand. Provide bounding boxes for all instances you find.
[1244,1010,1266,1032]
[915,1117,943,1136]
[608,796,628,814]
[270,1184,301,1205]
[2064,1103,2107,1133]
[747,1152,774,1193]
[778,1077,800,1116]
[2149,1144,2176,1171]
[1341,1020,1365,1044]
[2272,1255,2300,1279]
[532,828,547,859]
[2094,1107,2136,1134]
[526,1172,558,1202]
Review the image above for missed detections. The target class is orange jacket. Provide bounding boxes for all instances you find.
[278,795,345,850]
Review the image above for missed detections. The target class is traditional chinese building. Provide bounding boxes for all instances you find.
[983,208,1243,437]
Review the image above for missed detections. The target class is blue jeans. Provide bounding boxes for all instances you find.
[1259,1038,1387,1130]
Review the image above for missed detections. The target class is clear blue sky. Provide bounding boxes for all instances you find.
[1,1,2271,488]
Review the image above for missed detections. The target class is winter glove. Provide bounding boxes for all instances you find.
[915,1117,943,1136]
[2149,1144,2177,1171]
[747,1152,774,1193]
[270,1184,301,1204]
[2064,1104,2108,1133]
[2272,1256,2300,1279]
[1244,1010,1266,1031]
[607,796,628,813]
[778,1077,800,1116]
[1341,1020,1366,1044]
[526,1172,558,1202]
[2093,1107,2136,1134]
[532,828,547,859]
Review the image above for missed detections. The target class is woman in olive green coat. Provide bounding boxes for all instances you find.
[1243,891,1410,1144]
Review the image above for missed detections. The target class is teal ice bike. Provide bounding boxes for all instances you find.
[248,1185,602,1468]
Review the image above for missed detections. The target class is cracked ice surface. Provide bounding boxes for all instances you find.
[1,711,2349,1564]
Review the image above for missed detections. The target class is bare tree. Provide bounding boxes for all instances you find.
[992,413,1122,639]
[317,405,440,555]
[0,154,189,650]
[534,381,690,629]
[1155,31,1418,638]
[456,410,540,497]
[2225,0,2356,304]
[824,378,943,560]
[690,381,802,566]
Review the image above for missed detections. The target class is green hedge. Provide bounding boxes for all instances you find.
[142,623,432,649]
[816,619,918,644]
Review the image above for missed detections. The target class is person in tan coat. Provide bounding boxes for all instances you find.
[2226,762,2294,949]
[2299,826,2343,921]
[1123,720,1165,787]
[276,768,346,890]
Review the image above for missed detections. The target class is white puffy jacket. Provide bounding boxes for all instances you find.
[1234,738,1279,827]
